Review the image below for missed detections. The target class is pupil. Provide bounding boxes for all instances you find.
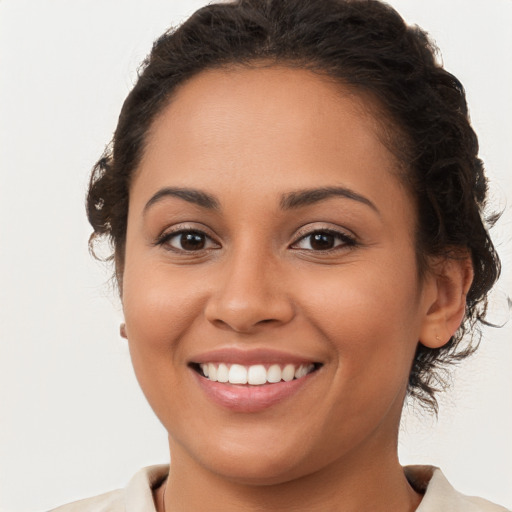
[181,233,205,250]
[311,233,334,250]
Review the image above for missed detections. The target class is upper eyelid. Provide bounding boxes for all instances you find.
[159,222,215,237]
[155,223,220,246]
[292,224,356,241]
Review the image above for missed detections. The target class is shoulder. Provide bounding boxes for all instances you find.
[48,465,169,512]
[49,489,123,512]
[405,465,510,512]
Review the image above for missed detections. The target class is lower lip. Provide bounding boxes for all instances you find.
[192,369,316,413]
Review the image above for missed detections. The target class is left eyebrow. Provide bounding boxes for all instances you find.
[143,187,220,214]
[280,186,380,215]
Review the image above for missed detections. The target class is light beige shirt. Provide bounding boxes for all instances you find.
[49,465,510,511]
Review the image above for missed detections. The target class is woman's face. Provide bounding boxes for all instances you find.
[122,66,436,483]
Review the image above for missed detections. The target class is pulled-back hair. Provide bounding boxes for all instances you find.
[87,0,500,411]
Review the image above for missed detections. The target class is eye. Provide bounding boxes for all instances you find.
[157,229,219,252]
[291,229,356,251]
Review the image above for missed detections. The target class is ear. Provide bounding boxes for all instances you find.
[419,253,474,349]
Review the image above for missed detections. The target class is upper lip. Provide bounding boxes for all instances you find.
[189,348,321,366]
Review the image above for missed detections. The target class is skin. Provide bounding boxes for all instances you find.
[121,66,472,512]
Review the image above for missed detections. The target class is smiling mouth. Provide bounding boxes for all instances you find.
[191,362,322,386]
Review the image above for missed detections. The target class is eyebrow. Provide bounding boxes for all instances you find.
[280,186,379,214]
[144,187,220,213]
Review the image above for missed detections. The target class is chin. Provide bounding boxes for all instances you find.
[173,427,321,486]
[205,452,313,486]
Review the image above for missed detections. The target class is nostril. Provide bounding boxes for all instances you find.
[204,289,295,333]
[210,318,237,331]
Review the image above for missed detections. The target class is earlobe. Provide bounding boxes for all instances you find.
[419,254,474,349]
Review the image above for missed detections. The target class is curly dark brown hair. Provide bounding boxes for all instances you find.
[87,0,500,411]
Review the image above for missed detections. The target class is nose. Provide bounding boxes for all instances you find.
[204,248,295,334]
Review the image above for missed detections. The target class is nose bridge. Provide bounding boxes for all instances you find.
[205,238,294,332]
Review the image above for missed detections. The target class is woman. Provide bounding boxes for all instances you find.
[43,0,507,510]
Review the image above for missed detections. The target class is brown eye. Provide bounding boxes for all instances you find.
[292,230,356,251]
[159,229,219,252]
[310,232,336,250]
[179,232,206,251]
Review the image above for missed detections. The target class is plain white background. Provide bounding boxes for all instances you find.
[0,1,511,510]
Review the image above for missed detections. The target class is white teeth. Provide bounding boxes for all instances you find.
[208,363,217,381]
[199,362,316,385]
[294,365,308,379]
[247,365,267,385]
[217,363,229,383]
[267,364,282,383]
[229,364,247,384]
[282,364,295,382]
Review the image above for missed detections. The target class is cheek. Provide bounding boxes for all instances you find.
[297,257,422,385]
[123,260,206,347]
[289,259,422,447]
[121,256,210,403]
[120,260,213,427]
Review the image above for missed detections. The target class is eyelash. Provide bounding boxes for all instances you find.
[155,227,219,252]
[290,228,357,252]
[154,226,357,253]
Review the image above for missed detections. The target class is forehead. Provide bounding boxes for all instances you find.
[133,66,411,221]
[145,65,387,163]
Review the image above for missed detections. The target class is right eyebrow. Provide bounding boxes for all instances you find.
[280,186,380,215]
[143,187,220,214]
